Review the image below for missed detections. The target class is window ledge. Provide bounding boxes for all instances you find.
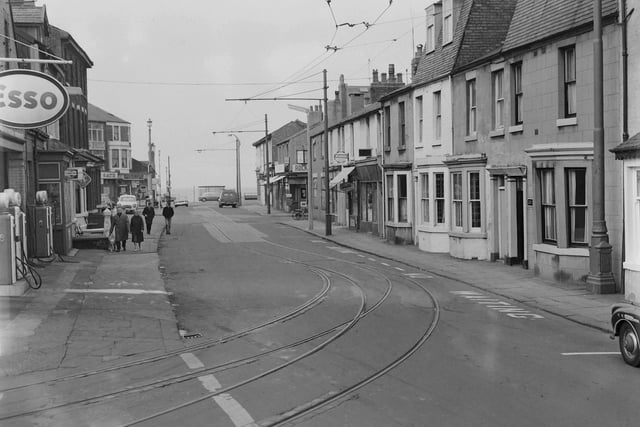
[532,243,588,257]
[464,134,477,142]
[385,222,413,228]
[432,142,442,147]
[509,124,523,133]
[489,129,505,138]
[556,117,577,127]
[623,261,640,271]
[448,231,487,239]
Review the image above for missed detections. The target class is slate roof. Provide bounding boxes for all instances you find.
[454,0,518,70]
[502,0,618,52]
[88,103,129,124]
[611,132,640,159]
[252,120,307,147]
[414,0,517,85]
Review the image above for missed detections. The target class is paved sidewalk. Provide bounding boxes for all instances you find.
[0,212,184,380]
[244,204,624,333]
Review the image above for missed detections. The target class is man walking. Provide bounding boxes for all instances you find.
[162,201,174,235]
[109,206,130,252]
[142,200,155,234]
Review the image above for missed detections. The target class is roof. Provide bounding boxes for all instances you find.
[48,26,93,67]
[413,0,472,85]
[88,103,129,124]
[502,0,618,52]
[252,120,307,147]
[454,0,518,70]
[611,133,640,160]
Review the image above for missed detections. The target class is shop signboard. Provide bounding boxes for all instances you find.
[101,172,118,179]
[0,70,70,129]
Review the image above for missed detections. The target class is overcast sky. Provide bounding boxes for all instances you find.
[41,0,430,198]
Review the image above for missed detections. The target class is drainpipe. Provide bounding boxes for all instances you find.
[621,0,629,141]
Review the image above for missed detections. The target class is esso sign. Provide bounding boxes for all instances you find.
[0,69,70,129]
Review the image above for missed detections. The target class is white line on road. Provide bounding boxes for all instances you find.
[64,289,170,295]
[394,267,405,271]
[381,262,390,266]
[561,352,620,356]
[368,258,376,261]
[181,353,256,427]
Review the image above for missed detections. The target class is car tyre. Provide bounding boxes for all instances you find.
[232,204,237,208]
[619,322,640,367]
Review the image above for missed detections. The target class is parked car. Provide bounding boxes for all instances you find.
[611,302,640,367]
[174,199,189,207]
[218,190,239,208]
[117,194,137,214]
[199,192,220,202]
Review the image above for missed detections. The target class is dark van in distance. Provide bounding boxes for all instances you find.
[218,190,239,208]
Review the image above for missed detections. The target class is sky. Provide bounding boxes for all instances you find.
[40,0,430,200]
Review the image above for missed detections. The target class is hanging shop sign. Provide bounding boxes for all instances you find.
[0,69,70,129]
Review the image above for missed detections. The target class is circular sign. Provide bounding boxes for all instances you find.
[334,151,349,164]
[0,69,70,129]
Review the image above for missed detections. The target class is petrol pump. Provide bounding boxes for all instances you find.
[33,190,53,258]
[0,189,23,286]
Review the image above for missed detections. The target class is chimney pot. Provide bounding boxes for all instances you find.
[372,69,379,83]
[397,73,403,83]
[381,73,387,82]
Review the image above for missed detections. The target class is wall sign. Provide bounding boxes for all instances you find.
[0,69,70,129]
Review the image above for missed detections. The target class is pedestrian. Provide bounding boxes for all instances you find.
[162,201,175,234]
[130,209,144,251]
[109,206,130,252]
[142,200,155,234]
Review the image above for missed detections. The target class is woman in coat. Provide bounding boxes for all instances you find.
[130,209,145,251]
[109,207,130,252]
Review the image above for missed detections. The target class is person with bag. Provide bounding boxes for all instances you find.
[142,200,155,234]
[109,206,130,252]
[162,201,174,234]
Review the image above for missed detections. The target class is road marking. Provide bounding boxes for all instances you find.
[180,352,204,369]
[311,240,324,243]
[394,267,405,271]
[561,352,620,356]
[451,290,544,319]
[326,246,357,254]
[368,257,376,262]
[381,262,390,266]
[403,273,434,279]
[181,352,257,427]
[64,289,170,295]
[358,254,365,258]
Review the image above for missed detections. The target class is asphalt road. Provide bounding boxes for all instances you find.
[153,203,639,427]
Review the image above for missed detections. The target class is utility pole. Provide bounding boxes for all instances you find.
[167,156,172,201]
[323,69,331,236]
[586,0,615,293]
[230,134,242,206]
[265,114,271,215]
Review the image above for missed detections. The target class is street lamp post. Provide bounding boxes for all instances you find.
[146,118,154,205]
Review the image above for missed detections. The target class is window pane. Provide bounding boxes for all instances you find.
[435,173,445,224]
[387,175,394,221]
[572,207,587,243]
[471,201,481,228]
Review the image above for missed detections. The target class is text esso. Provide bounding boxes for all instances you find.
[0,69,69,129]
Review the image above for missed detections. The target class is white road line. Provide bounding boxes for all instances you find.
[394,267,405,271]
[180,352,204,369]
[561,352,620,356]
[358,254,365,258]
[64,289,170,295]
[181,353,257,427]
[368,258,376,261]
[381,262,390,266]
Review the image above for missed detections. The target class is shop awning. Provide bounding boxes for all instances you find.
[329,166,355,189]
[269,175,286,184]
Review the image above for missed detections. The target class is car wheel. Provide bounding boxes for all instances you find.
[619,322,640,367]
[232,204,237,208]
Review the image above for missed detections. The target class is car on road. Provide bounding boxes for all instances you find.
[174,199,189,207]
[218,190,239,208]
[199,192,221,202]
[611,302,640,367]
[117,194,138,214]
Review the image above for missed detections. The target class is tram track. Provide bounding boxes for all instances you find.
[2,223,441,426]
